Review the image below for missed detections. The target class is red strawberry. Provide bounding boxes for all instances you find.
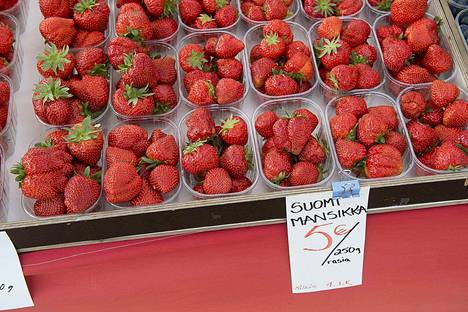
[149,164,179,193]
[215,34,244,58]
[286,41,311,59]
[293,109,318,131]
[39,0,73,18]
[317,17,342,40]
[65,118,103,166]
[376,24,403,43]
[298,136,327,164]
[231,176,253,193]
[272,118,290,151]
[404,17,439,54]
[364,144,403,178]
[18,171,68,200]
[316,38,351,70]
[335,138,367,169]
[39,17,77,48]
[36,44,75,79]
[368,105,398,130]
[146,134,179,166]
[113,84,154,116]
[341,19,370,47]
[45,129,69,151]
[115,5,152,41]
[104,162,143,203]
[119,53,159,87]
[250,44,263,62]
[265,74,298,96]
[407,120,438,153]
[329,112,358,141]
[16,147,71,176]
[193,14,218,29]
[384,131,407,154]
[108,124,149,157]
[434,125,462,143]
[64,169,101,213]
[255,111,278,138]
[263,149,292,183]
[284,52,314,81]
[350,44,377,66]
[216,58,243,81]
[260,32,286,59]
[107,37,147,69]
[220,115,248,145]
[72,30,105,48]
[357,113,389,147]
[390,0,427,26]
[201,0,217,14]
[152,84,177,114]
[263,20,294,43]
[400,91,426,119]
[422,44,452,75]
[178,44,207,72]
[382,37,412,72]
[443,100,468,128]
[68,75,109,112]
[204,36,218,56]
[220,144,251,178]
[183,70,219,92]
[75,47,108,77]
[262,138,277,154]
[144,0,175,17]
[215,5,238,28]
[186,107,216,142]
[182,141,219,174]
[327,65,358,91]
[245,4,264,21]
[431,80,460,108]
[153,56,177,85]
[188,80,216,106]
[46,99,72,125]
[250,57,276,89]
[431,141,468,170]
[179,0,203,25]
[151,18,178,40]
[396,65,434,84]
[216,78,244,105]
[355,64,381,89]
[289,161,319,186]
[336,95,368,118]
[73,0,110,32]
[263,0,287,20]
[32,77,73,125]
[106,146,138,167]
[0,80,10,105]
[202,168,232,194]
[33,195,67,217]
[131,179,163,206]
[455,130,468,148]
[150,129,168,143]
[288,114,314,155]
[420,104,443,127]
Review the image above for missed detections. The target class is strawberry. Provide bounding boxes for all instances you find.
[357,113,389,147]
[263,20,293,43]
[455,130,468,148]
[215,78,244,104]
[0,80,10,105]
[220,144,251,178]
[264,74,298,96]
[385,131,407,154]
[113,84,154,116]
[115,4,153,41]
[145,134,179,166]
[75,47,107,77]
[263,149,291,183]
[193,14,218,29]
[204,37,218,56]
[290,161,320,186]
[327,65,358,91]
[45,129,69,151]
[231,176,253,193]
[40,17,78,48]
[107,37,146,69]
[262,138,277,154]
[187,80,216,106]
[382,37,412,73]
[182,141,219,174]
[66,100,88,125]
[64,168,101,213]
[131,179,163,206]
[396,65,434,84]
[46,99,72,125]
[152,84,177,114]
[263,0,288,20]
[193,184,205,194]
[431,80,460,108]
[33,195,67,217]
[390,0,427,26]
[16,147,71,176]
[72,30,106,48]
[341,19,370,47]
[422,44,452,75]
[32,77,73,125]
[220,115,248,145]
[288,115,314,155]
[250,57,276,89]
[104,162,143,203]
[316,38,351,70]
[336,0,362,16]
[109,124,149,158]
[364,144,403,178]
[272,118,290,151]
[350,44,377,66]
[216,58,243,80]
[215,34,244,58]
[201,0,217,13]
[68,75,109,112]
[317,16,342,40]
[434,125,462,143]
[443,100,468,128]
[286,41,311,59]
[179,0,203,25]
[144,0,176,17]
[293,109,318,131]
[119,53,159,87]
[376,24,403,43]
[186,107,216,142]
[150,129,168,143]
[405,17,439,54]
[183,70,218,92]
[73,0,110,32]
[335,138,367,169]
[40,0,73,18]
[255,111,278,138]
[400,91,426,119]
[250,44,263,62]
[215,5,238,28]
[149,164,179,193]
[259,32,286,59]
[284,52,313,81]
[244,4,264,21]
[298,136,326,164]
[431,142,468,170]
[407,120,438,153]
[335,95,368,118]
[329,112,357,141]
[203,168,232,194]
[420,105,443,127]
[18,171,68,200]
[151,18,178,40]
[153,56,177,85]
[36,44,75,80]
[355,64,381,89]
[178,44,207,73]
[368,105,398,130]
[106,146,138,167]
[66,117,103,166]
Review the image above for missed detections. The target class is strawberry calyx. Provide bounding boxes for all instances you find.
[434,16,443,31]
[264,32,280,46]
[313,0,336,17]
[65,116,100,143]
[188,49,208,70]
[316,137,330,155]
[317,37,342,58]
[118,53,135,74]
[271,68,304,82]
[89,63,108,77]
[317,164,325,182]
[376,0,391,11]
[244,145,254,170]
[34,137,54,148]
[10,162,26,187]
[198,14,214,25]
[375,133,386,144]
[349,51,368,65]
[220,115,239,134]
[272,171,288,185]
[83,166,102,183]
[123,84,154,106]
[183,140,206,155]
[405,53,415,66]
[74,0,98,13]
[36,44,71,75]
[162,0,177,17]
[80,102,101,119]
[351,159,366,176]
[33,77,72,104]
[448,165,462,171]
[346,126,357,141]
[327,71,339,90]
[138,156,165,171]
[0,57,9,66]
[123,27,143,43]
[154,102,172,114]
[207,135,225,156]
[456,143,468,156]
[216,0,227,10]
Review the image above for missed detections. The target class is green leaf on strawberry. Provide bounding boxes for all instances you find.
[74,0,98,13]
[36,44,71,75]
[33,77,72,103]
[123,84,154,106]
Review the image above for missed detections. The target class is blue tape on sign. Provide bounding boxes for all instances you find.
[332,180,360,199]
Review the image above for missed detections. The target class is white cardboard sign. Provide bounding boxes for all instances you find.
[286,187,370,293]
[0,232,34,310]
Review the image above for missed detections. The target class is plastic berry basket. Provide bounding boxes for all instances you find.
[110,42,180,120]
[177,31,249,109]
[456,9,468,53]
[325,91,414,181]
[253,98,335,191]
[300,0,365,25]
[372,13,457,97]
[0,74,14,138]
[244,22,318,103]
[21,128,104,220]
[0,0,27,33]
[309,17,386,103]
[395,85,468,176]
[178,106,259,199]
[103,117,182,209]
[237,0,300,26]
[0,13,22,92]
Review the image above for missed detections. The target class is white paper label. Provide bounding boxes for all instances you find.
[0,232,34,310]
[286,187,370,293]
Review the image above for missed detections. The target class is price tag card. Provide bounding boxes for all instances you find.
[286,186,370,293]
[0,232,34,310]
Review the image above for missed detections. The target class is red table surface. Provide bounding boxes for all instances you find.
[10,204,468,312]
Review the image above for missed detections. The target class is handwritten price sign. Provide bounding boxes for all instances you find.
[286,187,370,293]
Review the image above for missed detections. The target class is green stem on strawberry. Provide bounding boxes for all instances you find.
[89,63,109,77]
[346,126,357,141]
[138,156,165,171]
[123,84,154,106]
[349,51,368,65]
[376,0,391,11]
[10,162,26,188]
[153,102,172,114]
[183,140,206,154]
[316,37,342,58]
[33,77,72,103]
[244,145,254,170]
[83,166,102,184]
[123,27,143,43]
[74,0,98,13]
[162,0,177,17]
[313,0,336,18]
[65,116,100,143]
[272,171,289,185]
[36,44,71,75]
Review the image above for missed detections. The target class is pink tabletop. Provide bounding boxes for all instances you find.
[10,204,468,312]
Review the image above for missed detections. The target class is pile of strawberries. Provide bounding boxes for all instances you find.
[179,33,245,106]
[329,96,406,178]
[0,22,14,72]
[106,37,178,116]
[313,17,382,92]
[249,20,313,96]
[11,117,104,217]
[302,0,362,19]
[182,108,255,195]
[104,123,180,206]
[240,0,294,22]
[115,1,177,42]
[179,0,238,30]
[0,78,9,132]
[376,0,452,85]
[33,44,109,126]
[255,107,327,187]
[400,80,468,171]
[39,0,110,48]
[0,0,17,11]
